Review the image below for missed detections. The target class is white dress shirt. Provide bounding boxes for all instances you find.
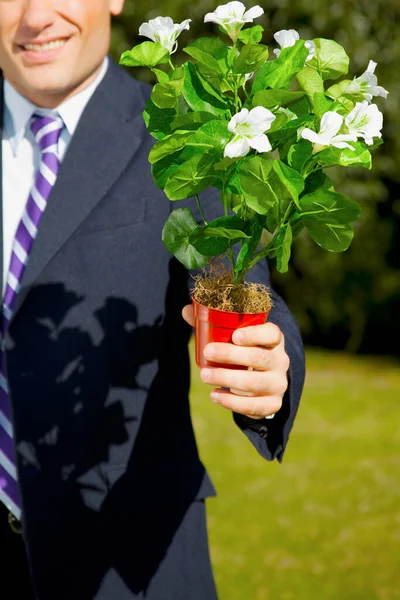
[1,58,109,292]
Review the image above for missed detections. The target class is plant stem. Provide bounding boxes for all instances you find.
[246,201,296,271]
[222,191,228,217]
[168,59,175,71]
[234,80,239,113]
[195,195,208,225]
[227,247,236,271]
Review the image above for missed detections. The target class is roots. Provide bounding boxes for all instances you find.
[192,263,272,314]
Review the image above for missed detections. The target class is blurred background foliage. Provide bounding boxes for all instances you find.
[111,0,400,355]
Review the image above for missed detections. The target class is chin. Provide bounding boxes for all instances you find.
[23,74,75,100]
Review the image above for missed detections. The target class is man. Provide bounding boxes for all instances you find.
[0,1,305,598]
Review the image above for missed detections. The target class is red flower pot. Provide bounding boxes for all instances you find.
[192,297,271,368]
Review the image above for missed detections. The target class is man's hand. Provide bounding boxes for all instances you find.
[182,305,290,419]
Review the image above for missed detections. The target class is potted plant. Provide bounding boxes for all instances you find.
[120,2,387,368]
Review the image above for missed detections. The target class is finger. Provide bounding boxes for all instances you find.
[210,388,282,419]
[182,304,194,327]
[204,342,274,370]
[201,367,288,397]
[232,322,283,348]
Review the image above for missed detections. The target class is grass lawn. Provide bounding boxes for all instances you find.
[190,343,400,600]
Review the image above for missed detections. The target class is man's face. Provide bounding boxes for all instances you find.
[0,0,125,106]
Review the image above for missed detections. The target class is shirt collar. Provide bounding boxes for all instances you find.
[3,57,109,156]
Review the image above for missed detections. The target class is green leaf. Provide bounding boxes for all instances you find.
[299,190,361,252]
[151,68,170,84]
[151,82,182,109]
[120,42,170,68]
[143,99,176,140]
[212,160,243,195]
[182,62,229,117]
[183,38,229,75]
[190,219,249,256]
[307,38,350,81]
[253,90,306,109]
[266,203,279,233]
[233,44,269,74]
[297,66,332,116]
[189,230,230,256]
[287,139,313,173]
[289,95,312,118]
[235,218,263,278]
[239,156,279,215]
[317,143,372,169]
[274,224,293,273]
[265,110,290,134]
[252,41,309,92]
[164,153,217,200]
[273,161,305,208]
[304,170,334,195]
[238,25,264,45]
[151,67,185,109]
[206,216,249,236]
[149,132,195,164]
[170,112,216,133]
[162,208,208,269]
[281,113,314,131]
[186,120,230,157]
[152,151,186,189]
[326,79,353,100]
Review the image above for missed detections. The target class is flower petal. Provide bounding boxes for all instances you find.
[345,101,383,143]
[301,128,321,144]
[224,135,250,158]
[331,141,356,150]
[319,112,343,138]
[274,29,299,49]
[151,16,175,31]
[305,40,316,61]
[138,23,157,42]
[245,106,276,134]
[243,5,264,22]
[204,12,222,24]
[248,134,272,153]
[223,1,246,19]
[228,108,249,132]
[173,19,192,34]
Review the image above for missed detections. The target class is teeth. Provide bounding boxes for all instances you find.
[24,39,66,52]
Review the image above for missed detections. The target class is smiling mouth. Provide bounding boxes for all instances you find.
[21,38,68,52]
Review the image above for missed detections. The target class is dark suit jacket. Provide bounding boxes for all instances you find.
[0,60,305,599]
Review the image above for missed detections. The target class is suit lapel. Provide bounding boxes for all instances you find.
[7,61,147,319]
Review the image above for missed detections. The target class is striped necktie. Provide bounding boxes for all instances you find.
[0,113,64,518]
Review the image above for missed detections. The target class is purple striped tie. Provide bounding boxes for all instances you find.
[0,114,64,518]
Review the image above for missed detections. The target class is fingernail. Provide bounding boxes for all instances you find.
[211,391,219,403]
[204,345,214,359]
[201,368,212,382]
[234,331,244,344]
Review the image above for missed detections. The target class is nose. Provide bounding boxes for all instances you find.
[20,0,55,34]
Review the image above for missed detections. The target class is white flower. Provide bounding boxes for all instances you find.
[345,60,388,102]
[301,111,357,154]
[139,16,191,54]
[204,2,263,42]
[224,106,276,158]
[345,101,383,146]
[273,29,315,61]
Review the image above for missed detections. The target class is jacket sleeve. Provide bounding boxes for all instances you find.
[191,189,306,462]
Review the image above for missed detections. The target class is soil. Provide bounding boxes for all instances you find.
[192,264,272,314]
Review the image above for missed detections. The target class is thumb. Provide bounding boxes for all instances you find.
[182,304,195,327]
